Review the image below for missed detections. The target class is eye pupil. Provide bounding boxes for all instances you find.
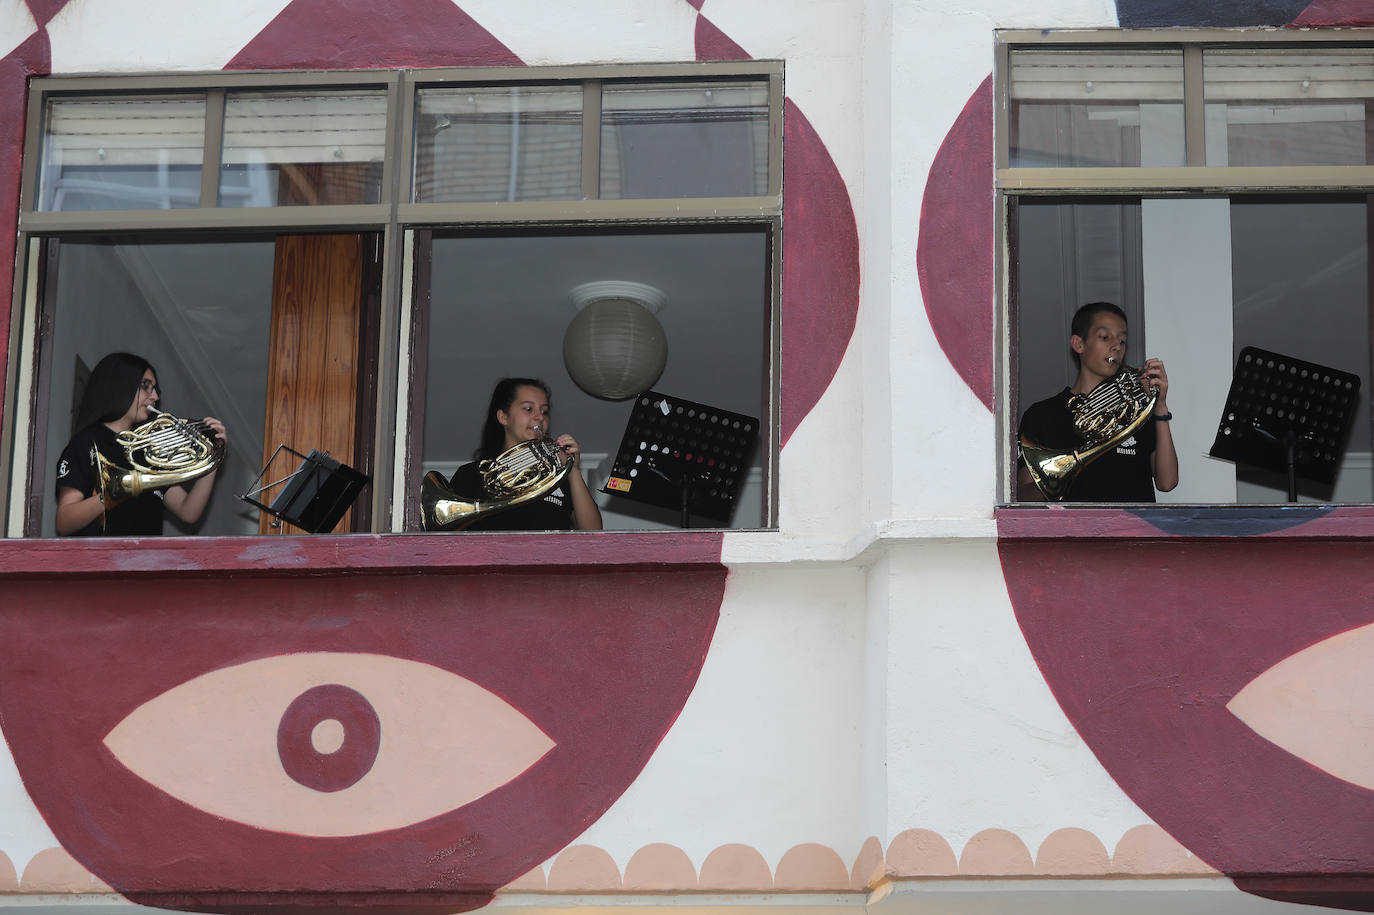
[277,684,381,793]
[311,718,347,755]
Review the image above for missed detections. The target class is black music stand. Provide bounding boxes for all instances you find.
[242,445,369,534]
[1209,347,1361,502]
[601,391,759,528]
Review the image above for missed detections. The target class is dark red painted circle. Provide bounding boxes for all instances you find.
[276,684,381,793]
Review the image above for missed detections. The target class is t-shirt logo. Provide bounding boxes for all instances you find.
[57,459,69,478]
[1116,434,1138,456]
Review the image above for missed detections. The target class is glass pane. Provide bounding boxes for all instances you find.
[413,86,582,203]
[599,80,768,199]
[1230,199,1371,501]
[42,236,274,536]
[219,91,387,207]
[1012,197,1372,505]
[1204,48,1374,166]
[39,94,206,211]
[1009,49,1185,167]
[421,230,768,529]
[1015,200,1146,405]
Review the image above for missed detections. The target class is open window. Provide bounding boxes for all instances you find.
[406,227,770,530]
[2,63,782,536]
[19,232,381,536]
[1000,32,1374,504]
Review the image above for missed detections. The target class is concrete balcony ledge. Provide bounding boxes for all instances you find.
[996,503,1374,540]
[0,530,727,579]
[0,878,1324,914]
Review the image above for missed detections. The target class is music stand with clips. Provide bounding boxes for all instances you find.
[601,391,759,528]
[242,445,369,534]
[1208,346,1361,502]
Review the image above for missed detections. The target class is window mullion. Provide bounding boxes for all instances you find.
[582,80,602,200]
[201,89,226,208]
[768,71,785,196]
[1183,45,1205,167]
[995,40,1011,172]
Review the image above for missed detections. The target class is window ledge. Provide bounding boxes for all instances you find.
[0,530,726,579]
[996,504,1374,540]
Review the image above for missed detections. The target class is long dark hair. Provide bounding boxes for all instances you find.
[475,377,550,460]
[73,352,155,434]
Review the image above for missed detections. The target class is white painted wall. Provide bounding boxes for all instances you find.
[881,540,1147,852]
[573,563,869,867]
[0,0,34,59]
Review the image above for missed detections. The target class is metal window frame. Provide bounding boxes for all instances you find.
[994,28,1374,504]
[996,28,1374,194]
[3,61,785,534]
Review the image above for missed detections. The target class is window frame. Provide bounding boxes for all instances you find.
[2,62,785,535]
[996,28,1374,505]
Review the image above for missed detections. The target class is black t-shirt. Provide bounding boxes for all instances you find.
[447,461,575,531]
[55,423,166,536]
[1019,387,1158,503]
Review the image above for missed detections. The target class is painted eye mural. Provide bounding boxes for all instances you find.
[914,0,1374,909]
[0,569,723,910]
[0,0,860,910]
[1228,622,1374,794]
[103,653,556,836]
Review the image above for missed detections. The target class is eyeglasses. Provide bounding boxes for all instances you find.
[140,379,160,394]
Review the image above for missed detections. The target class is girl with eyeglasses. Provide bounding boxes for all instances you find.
[55,352,228,536]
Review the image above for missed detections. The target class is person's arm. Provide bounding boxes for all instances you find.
[162,469,218,523]
[54,435,103,535]
[555,433,603,530]
[1151,413,1179,492]
[55,486,105,535]
[163,417,227,525]
[1141,358,1179,493]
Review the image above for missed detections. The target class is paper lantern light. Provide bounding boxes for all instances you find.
[563,281,669,401]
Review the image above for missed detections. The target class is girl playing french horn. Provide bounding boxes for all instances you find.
[55,352,228,536]
[444,377,602,531]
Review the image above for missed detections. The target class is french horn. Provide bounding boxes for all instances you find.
[94,406,226,523]
[1019,363,1158,501]
[422,436,572,531]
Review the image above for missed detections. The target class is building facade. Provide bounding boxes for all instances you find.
[1,1,1373,913]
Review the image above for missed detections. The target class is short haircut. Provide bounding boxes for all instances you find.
[1071,302,1128,340]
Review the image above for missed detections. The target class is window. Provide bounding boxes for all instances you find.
[409,228,769,531]
[40,94,209,211]
[999,30,1374,505]
[219,90,388,207]
[3,63,782,536]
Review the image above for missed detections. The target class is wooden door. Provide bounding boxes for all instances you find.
[259,233,375,534]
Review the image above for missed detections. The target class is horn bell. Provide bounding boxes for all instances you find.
[1019,365,1157,501]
